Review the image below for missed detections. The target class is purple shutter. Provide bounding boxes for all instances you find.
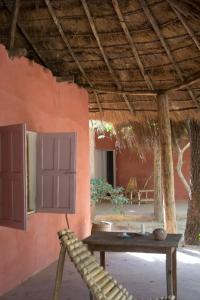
[36,133,76,213]
[0,124,27,230]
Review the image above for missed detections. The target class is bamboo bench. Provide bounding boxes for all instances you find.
[53,229,175,300]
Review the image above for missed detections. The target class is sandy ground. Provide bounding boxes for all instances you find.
[94,202,188,238]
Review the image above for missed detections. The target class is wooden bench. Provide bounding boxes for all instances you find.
[137,189,154,205]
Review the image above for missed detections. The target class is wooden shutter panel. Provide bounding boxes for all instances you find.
[36,132,76,213]
[0,123,27,230]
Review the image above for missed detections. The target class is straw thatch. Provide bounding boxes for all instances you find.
[92,119,189,156]
[0,0,200,125]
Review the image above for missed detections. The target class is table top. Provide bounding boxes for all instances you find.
[83,231,182,251]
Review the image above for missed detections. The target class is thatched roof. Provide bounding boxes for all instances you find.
[0,0,200,124]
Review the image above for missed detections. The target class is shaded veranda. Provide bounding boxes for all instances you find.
[0,0,200,299]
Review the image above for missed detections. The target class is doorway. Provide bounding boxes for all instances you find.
[94,149,116,187]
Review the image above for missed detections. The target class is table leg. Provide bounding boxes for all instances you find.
[100,251,105,268]
[166,249,173,297]
[172,248,177,299]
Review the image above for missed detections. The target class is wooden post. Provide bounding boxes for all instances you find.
[154,137,163,222]
[9,0,21,50]
[157,94,176,233]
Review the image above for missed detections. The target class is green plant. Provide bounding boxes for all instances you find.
[90,178,129,213]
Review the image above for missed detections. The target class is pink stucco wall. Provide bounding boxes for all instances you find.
[0,45,90,296]
[95,133,190,201]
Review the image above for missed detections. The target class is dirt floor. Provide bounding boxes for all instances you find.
[94,201,188,238]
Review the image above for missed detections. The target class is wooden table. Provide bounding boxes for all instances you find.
[83,231,182,299]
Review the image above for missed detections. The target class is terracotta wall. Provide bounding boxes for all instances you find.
[95,133,190,201]
[0,45,90,296]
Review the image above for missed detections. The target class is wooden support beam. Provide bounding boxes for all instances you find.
[8,47,27,58]
[122,93,134,113]
[168,3,200,51]
[9,0,20,50]
[141,0,182,80]
[87,87,157,96]
[81,0,133,113]
[112,0,154,90]
[56,76,75,83]
[165,72,200,93]
[154,137,163,222]
[81,0,120,90]
[157,94,177,233]
[167,0,200,19]
[4,1,48,67]
[94,92,103,114]
[44,0,91,85]
[140,0,199,107]
[44,0,102,113]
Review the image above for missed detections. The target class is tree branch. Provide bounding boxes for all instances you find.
[176,141,191,198]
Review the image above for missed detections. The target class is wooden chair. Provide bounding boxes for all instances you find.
[53,229,175,300]
[125,177,138,203]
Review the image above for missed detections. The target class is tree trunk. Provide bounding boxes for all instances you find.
[154,138,163,222]
[157,94,176,233]
[185,120,200,245]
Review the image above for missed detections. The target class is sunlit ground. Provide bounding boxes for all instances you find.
[127,249,200,264]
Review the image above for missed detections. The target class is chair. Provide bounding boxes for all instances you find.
[125,177,138,203]
[53,229,175,300]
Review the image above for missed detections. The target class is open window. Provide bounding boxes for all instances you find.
[36,133,76,213]
[0,124,77,231]
[0,124,27,230]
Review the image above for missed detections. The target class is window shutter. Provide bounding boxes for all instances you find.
[0,124,27,230]
[36,133,76,213]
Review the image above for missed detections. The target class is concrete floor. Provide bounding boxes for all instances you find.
[1,248,200,300]
[2,202,199,300]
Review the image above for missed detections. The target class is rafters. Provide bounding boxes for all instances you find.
[4,1,48,67]
[167,2,200,52]
[87,88,157,96]
[81,0,120,90]
[44,0,102,114]
[9,0,20,50]
[112,0,154,91]
[167,0,200,19]
[140,0,200,107]
[81,0,133,113]
[165,72,200,94]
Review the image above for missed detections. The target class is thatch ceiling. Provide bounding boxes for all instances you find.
[0,0,200,124]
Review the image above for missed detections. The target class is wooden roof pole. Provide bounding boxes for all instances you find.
[165,72,200,94]
[87,88,157,96]
[168,3,200,52]
[157,94,177,233]
[154,137,163,222]
[167,0,200,19]
[140,0,199,108]
[44,0,102,114]
[4,1,48,67]
[9,0,20,50]
[81,0,133,113]
[112,0,154,91]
